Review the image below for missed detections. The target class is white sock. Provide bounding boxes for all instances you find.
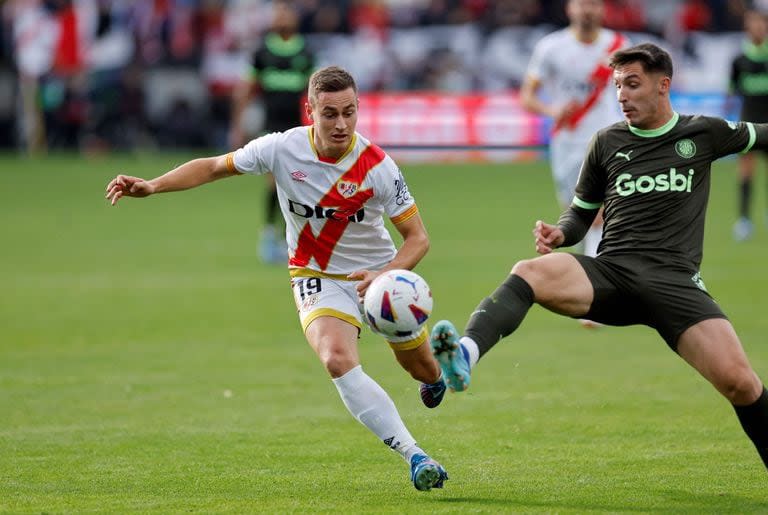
[332,365,423,462]
[584,226,602,257]
[459,336,480,368]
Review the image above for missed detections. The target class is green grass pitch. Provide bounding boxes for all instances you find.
[1,153,767,513]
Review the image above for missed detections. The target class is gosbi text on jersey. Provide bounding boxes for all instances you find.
[226,126,418,277]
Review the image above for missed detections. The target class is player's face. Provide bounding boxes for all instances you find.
[307,88,358,159]
[613,62,669,129]
[567,0,604,31]
[745,11,768,42]
[272,2,299,35]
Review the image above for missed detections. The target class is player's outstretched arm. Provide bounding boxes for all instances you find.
[533,220,564,255]
[105,155,238,206]
[752,123,768,151]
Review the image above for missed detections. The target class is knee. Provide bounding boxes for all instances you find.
[510,259,537,282]
[316,340,357,378]
[719,368,762,405]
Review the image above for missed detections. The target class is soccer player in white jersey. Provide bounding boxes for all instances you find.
[521,0,626,260]
[105,66,449,491]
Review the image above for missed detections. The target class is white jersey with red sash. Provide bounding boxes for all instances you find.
[526,28,626,147]
[227,126,418,276]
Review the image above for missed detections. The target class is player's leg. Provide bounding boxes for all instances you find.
[259,174,287,263]
[387,328,445,408]
[676,318,768,469]
[293,278,447,489]
[733,152,756,241]
[306,317,447,489]
[552,142,602,329]
[432,252,594,392]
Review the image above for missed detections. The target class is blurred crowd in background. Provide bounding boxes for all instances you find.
[0,0,762,153]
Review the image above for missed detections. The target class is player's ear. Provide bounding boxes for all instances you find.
[659,75,671,95]
[305,100,313,120]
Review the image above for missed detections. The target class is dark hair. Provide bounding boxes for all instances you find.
[609,43,674,78]
[308,66,357,103]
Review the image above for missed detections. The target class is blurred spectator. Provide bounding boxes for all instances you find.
[131,0,203,66]
[44,0,91,150]
[603,0,646,32]
[81,0,144,153]
[679,0,713,32]
[419,47,473,90]
[709,0,750,32]
[350,0,390,39]
[0,0,761,152]
[298,0,351,33]
[665,0,713,60]
[483,0,541,30]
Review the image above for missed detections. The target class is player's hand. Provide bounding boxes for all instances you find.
[349,269,380,301]
[533,220,564,255]
[105,175,155,205]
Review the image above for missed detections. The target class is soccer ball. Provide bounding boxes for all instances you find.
[364,269,433,338]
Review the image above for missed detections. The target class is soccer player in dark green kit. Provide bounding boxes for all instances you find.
[431,42,768,471]
[230,0,314,263]
[729,9,768,241]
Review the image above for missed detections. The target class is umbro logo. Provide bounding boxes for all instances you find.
[290,170,307,182]
[615,150,634,161]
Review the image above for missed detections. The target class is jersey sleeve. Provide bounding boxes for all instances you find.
[525,37,552,82]
[230,133,279,176]
[377,157,418,224]
[572,132,607,209]
[706,116,757,158]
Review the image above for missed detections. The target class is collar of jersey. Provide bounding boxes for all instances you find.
[308,128,357,164]
[743,39,768,62]
[628,111,679,138]
[265,32,305,56]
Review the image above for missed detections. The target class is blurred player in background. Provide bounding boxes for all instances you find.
[230,0,314,263]
[432,43,768,472]
[521,0,626,259]
[106,66,449,491]
[729,9,768,241]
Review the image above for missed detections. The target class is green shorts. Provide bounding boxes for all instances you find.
[573,253,727,350]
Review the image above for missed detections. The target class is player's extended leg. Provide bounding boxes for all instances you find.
[388,330,445,408]
[734,152,756,241]
[432,253,594,392]
[305,316,448,489]
[676,318,768,469]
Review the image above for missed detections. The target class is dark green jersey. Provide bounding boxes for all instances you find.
[729,40,768,122]
[574,113,758,267]
[250,32,314,132]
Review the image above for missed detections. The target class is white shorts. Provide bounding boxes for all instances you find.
[290,275,428,351]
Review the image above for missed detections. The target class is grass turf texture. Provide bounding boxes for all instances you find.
[1,153,767,513]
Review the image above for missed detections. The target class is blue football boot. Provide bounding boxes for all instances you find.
[419,378,447,408]
[430,320,471,392]
[410,453,448,491]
